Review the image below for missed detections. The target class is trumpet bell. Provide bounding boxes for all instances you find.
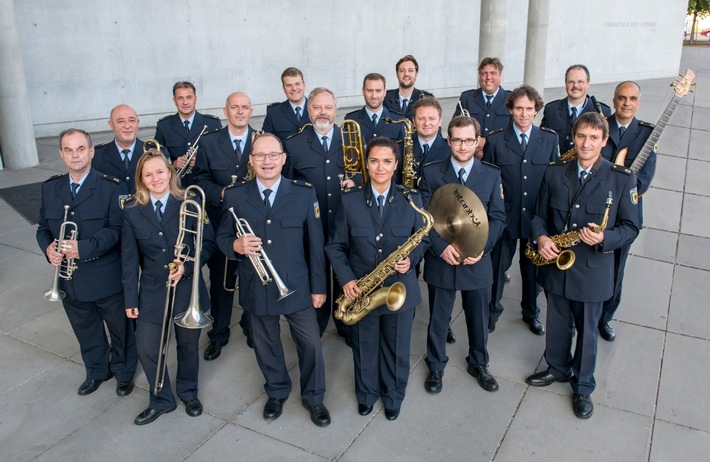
[43,288,66,301]
[174,305,213,329]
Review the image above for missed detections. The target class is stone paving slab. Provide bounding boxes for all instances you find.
[614,255,673,331]
[684,158,710,196]
[650,420,710,462]
[630,228,678,263]
[676,233,710,271]
[688,128,710,161]
[643,188,683,233]
[667,265,710,339]
[680,193,710,238]
[656,125,691,157]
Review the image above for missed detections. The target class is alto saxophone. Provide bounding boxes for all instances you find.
[525,192,613,270]
[334,187,433,325]
[384,117,416,188]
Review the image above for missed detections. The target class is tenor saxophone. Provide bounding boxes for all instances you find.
[334,188,433,325]
[384,117,416,188]
[525,192,613,270]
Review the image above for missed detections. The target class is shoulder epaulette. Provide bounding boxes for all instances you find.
[94,142,109,149]
[344,110,358,118]
[597,101,611,109]
[422,159,445,169]
[487,128,505,136]
[420,89,434,97]
[203,114,220,121]
[158,114,173,122]
[202,127,222,137]
[267,101,280,108]
[44,173,63,183]
[342,185,363,194]
[544,98,565,106]
[548,160,568,166]
[291,179,313,188]
[480,160,501,170]
[540,126,557,135]
[226,180,247,190]
[101,173,121,184]
[638,120,655,129]
[611,164,632,175]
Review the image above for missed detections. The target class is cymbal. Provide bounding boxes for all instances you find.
[428,184,489,262]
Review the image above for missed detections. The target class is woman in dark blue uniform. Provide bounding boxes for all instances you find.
[122,149,214,425]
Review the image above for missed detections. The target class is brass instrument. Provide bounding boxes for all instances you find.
[384,117,416,188]
[143,138,162,153]
[155,186,213,395]
[43,205,78,301]
[457,100,471,117]
[227,207,294,300]
[525,191,613,270]
[224,175,239,292]
[334,188,433,325]
[341,120,368,186]
[177,124,209,179]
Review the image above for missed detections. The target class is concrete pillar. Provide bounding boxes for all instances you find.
[479,0,508,63]
[0,0,39,170]
[523,0,551,97]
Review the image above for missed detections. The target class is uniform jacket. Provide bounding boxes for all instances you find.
[121,195,215,324]
[92,138,145,194]
[483,125,559,239]
[216,178,326,316]
[383,88,434,119]
[413,133,451,177]
[531,159,640,302]
[419,159,506,291]
[454,87,512,137]
[325,183,429,314]
[541,96,611,152]
[344,107,406,145]
[37,169,126,302]
[262,99,311,143]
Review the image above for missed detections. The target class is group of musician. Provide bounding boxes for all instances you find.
[36,54,656,425]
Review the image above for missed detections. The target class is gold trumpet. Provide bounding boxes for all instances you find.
[43,205,78,301]
[341,120,367,186]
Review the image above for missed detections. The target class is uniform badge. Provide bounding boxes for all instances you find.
[314,202,320,218]
[500,184,505,200]
[118,194,130,209]
[630,187,638,205]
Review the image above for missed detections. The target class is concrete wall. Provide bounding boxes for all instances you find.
[13,0,686,137]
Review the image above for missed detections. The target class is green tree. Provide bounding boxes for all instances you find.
[688,0,710,43]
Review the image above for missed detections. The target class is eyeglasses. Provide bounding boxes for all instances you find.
[450,138,477,146]
[251,152,283,161]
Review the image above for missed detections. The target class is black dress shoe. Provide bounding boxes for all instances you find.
[204,341,227,361]
[304,403,331,427]
[467,365,499,392]
[116,380,134,396]
[526,370,573,387]
[424,370,444,394]
[337,330,353,347]
[263,397,286,420]
[573,393,594,419]
[78,372,113,396]
[358,403,373,416]
[384,407,400,421]
[134,404,177,425]
[446,328,456,344]
[184,398,203,417]
[488,317,496,333]
[525,318,545,336]
[599,322,616,341]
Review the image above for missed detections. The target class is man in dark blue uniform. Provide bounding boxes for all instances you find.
[598,81,656,341]
[383,55,434,120]
[526,112,640,419]
[37,129,137,397]
[411,97,451,176]
[419,116,506,395]
[541,64,612,153]
[154,81,221,186]
[217,133,331,427]
[454,57,512,160]
[194,91,258,359]
[92,104,145,194]
[345,73,405,145]
[284,87,357,341]
[484,85,559,335]
[326,137,429,421]
[262,67,311,143]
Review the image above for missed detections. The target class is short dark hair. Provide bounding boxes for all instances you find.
[396,55,419,73]
[363,73,386,89]
[506,85,544,112]
[59,128,92,148]
[478,57,503,73]
[172,81,196,96]
[447,115,481,139]
[565,64,590,82]
[412,96,442,118]
[572,112,609,139]
[365,136,399,159]
[281,67,304,83]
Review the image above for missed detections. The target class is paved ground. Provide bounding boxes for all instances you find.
[1,46,709,462]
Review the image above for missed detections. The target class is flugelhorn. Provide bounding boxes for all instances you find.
[228,207,293,300]
[177,125,208,179]
[341,120,367,186]
[44,205,78,302]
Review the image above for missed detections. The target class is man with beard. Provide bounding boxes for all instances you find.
[262,67,312,143]
[383,55,434,120]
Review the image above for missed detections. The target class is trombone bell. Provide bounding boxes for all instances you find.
[174,304,213,329]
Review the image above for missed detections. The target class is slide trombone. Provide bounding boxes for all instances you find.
[43,205,78,302]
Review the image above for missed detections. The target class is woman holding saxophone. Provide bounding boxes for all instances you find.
[326,137,430,421]
[121,148,214,425]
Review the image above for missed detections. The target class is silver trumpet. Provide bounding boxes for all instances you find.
[457,100,471,117]
[227,207,293,301]
[177,125,208,179]
[44,205,78,301]
[155,186,213,396]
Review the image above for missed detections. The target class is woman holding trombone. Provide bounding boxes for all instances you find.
[122,147,214,425]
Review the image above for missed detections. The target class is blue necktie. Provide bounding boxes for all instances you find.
[485,95,493,109]
[263,189,272,214]
[520,133,528,153]
[183,120,190,132]
[121,149,130,170]
[619,126,627,138]
[570,107,578,124]
[372,114,378,126]
[321,136,328,153]
[155,200,163,222]
[458,168,466,185]
[71,182,79,199]
[234,139,242,162]
[295,106,302,122]
[377,195,385,217]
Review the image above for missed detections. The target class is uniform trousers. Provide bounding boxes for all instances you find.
[250,306,325,407]
[350,308,414,409]
[426,285,489,371]
[601,242,632,324]
[62,291,137,381]
[490,238,541,322]
[545,292,604,395]
[206,250,238,344]
[136,319,200,410]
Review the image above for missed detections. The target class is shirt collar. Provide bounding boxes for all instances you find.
[150,192,170,208]
[114,139,137,159]
[451,158,474,178]
[365,107,384,121]
[256,176,283,201]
